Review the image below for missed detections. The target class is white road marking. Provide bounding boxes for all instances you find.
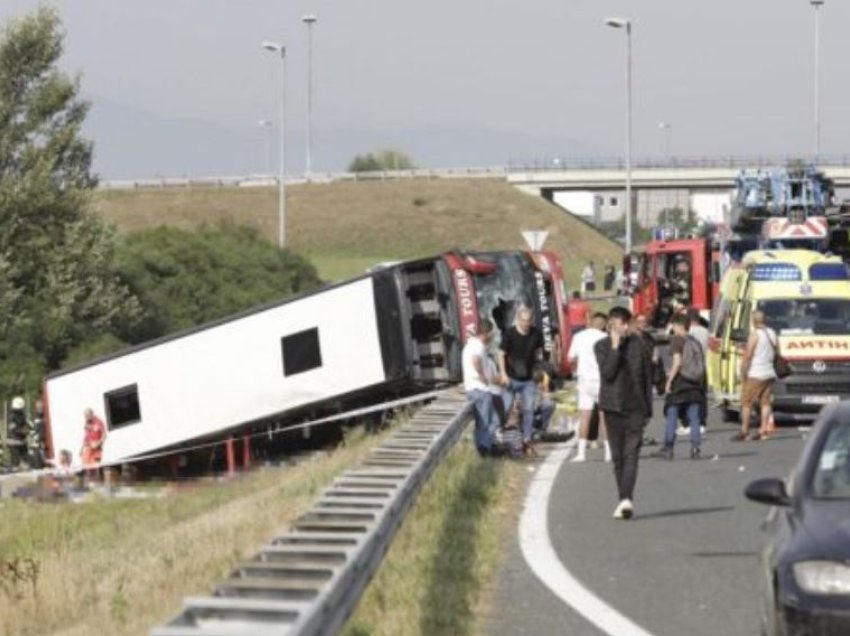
[518,442,655,636]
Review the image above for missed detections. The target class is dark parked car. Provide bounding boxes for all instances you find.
[746,402,850,635]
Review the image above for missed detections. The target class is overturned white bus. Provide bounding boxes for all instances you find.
[41,250,572,470]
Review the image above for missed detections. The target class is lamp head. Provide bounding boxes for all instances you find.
[262,41,285,56]
[302,14,318,24]
[605,17,630,29]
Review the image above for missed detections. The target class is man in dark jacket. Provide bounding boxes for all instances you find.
[594,306,653,520]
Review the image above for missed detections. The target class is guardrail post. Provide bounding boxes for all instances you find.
[242,434,251,469]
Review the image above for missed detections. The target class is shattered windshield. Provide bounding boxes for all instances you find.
[470,253,557,355]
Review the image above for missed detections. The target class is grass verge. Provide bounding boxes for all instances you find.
[0,426,392,636]
[94,180,623,285]
[342,438,526,636]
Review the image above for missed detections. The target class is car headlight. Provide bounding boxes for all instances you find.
[793,561,850,595]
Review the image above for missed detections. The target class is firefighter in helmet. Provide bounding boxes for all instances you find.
[7,396,30,469]
[670,258,693,309]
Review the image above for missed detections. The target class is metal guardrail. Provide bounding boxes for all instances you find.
[151,390,471,636]
[98,156,850,191]
[98,167,507,190]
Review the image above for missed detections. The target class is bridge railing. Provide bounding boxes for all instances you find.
[506,155,850,172]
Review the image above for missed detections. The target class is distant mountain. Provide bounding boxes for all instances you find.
[84,97,602,180]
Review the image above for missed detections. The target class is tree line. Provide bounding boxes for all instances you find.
[0,9,321,400]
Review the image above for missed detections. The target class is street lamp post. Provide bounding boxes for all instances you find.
[658,122,672,226]
[262,41,286,249]
[606,17,633,254]
[302,14,317,177]
[258,119,273,176]
[658,121,672,158]
[811,0,824,159]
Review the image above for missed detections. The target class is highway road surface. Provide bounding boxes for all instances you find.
[486,401,807,636]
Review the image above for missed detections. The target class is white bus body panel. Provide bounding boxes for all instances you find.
[46,278,386,467]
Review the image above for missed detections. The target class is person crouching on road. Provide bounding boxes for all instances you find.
[594,306,653,520]
[568,313,610,463]
[81,408,107,482]
[652,314,705,460]
[499,307,545,454]
[531,367,556,437]
[734,310,777,442]
[463,319,500,456]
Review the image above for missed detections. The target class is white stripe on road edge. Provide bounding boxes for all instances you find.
[518,442,655,636]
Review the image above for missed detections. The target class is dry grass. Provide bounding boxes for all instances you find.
[94,180,622,286]
[341,439,527,636]
[0,426,392,636]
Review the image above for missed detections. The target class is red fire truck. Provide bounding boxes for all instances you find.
[624,234,722,328]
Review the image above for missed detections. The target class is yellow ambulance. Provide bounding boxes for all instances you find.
[707,250,850,421]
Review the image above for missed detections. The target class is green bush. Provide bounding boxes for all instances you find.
[114,224,323,345]
[349,149,416,173]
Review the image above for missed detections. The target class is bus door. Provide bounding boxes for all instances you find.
[707,296,730,393]
[720,282,752,400]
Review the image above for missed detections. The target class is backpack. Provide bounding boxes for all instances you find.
[679,336,705,382]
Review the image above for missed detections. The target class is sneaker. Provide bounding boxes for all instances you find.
[690,447,701,460]
[570,453,586,463]
[603,451,612,463]
[676,427,689,438]
[619,499,634,520]
[613,500,625,519]
[650,446,674,460]
[700,426,706,436]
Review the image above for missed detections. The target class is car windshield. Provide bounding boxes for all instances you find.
[757,298,850,336]
[812,420,850,499]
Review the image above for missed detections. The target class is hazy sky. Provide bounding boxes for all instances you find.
[1,1,848,177]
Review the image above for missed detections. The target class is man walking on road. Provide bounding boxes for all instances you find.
[568,312,610,463]
[463,319,500,456]
[499,307,545,452]
[595,306,653,520]
[653,314,705,460]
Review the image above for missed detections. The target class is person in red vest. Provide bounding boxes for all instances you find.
[567,291,591,335]
[80,408,107,481]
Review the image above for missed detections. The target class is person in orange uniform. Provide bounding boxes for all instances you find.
[80,408,107,481]
[566,290,591,335]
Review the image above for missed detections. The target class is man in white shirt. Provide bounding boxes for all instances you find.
[463,319,499,456]
[567,313,610,462]
[581,261,596,295]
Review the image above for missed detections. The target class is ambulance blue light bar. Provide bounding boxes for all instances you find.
[751,263,802,281]
[809,263,850,281]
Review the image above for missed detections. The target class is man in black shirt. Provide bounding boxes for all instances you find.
[498,307,545,447]
[595,306,653,520]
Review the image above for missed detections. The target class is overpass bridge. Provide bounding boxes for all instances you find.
[507,155,850,197]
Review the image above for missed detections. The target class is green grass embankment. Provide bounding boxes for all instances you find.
[94,179,622,286]
[342,438,526,636]
[0,427,391,636]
